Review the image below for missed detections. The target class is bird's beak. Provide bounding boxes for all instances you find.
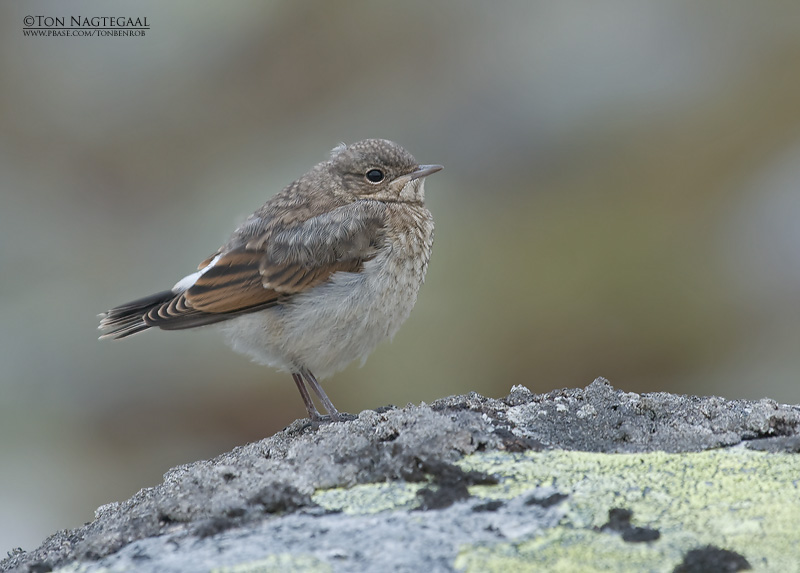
[409,164,443,181]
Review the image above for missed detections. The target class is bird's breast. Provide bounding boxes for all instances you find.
[220,204,434,379]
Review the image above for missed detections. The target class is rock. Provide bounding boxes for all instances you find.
[4,379,799,572]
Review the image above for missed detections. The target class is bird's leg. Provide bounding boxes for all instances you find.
[301,368,341,422]
[292,372,323,422]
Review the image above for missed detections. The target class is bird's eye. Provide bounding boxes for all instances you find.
[365,169,384,183]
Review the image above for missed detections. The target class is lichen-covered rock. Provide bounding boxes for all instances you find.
[3,379,799,573]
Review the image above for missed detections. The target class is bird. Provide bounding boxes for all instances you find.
[99,139,441,423]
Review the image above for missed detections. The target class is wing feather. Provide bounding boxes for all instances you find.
[182,200,387,315]
[100,180,391,337]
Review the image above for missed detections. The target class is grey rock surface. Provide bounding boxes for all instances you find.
[4,379,799,573]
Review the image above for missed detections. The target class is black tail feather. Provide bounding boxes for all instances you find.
[99,287,282,339]
[98,290,175,340]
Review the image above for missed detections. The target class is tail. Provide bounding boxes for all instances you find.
[98,290,175,340]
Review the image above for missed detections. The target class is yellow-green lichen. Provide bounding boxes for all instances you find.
[455,448,800,572]
[211,553,332,573]
[312,480,424,514]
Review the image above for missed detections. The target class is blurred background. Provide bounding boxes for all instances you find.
[3,0,800,553]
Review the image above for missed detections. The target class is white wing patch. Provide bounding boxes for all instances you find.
[172,253,223,292]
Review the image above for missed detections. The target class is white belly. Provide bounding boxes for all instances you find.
[219,235,431,379]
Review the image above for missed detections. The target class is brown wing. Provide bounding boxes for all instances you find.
[116,200,388,333]
[183,200,387,315]
[100,183,390,337]
[184,249,280,312]
[184,249,362,313]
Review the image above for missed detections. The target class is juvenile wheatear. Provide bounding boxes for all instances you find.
[99,139,441,422]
